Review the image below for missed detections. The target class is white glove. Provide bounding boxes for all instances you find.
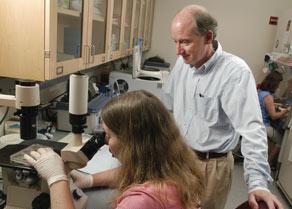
[24,147,68,187]
[70,170,93,189]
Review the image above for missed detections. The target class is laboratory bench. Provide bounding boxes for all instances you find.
[0,130,120,209]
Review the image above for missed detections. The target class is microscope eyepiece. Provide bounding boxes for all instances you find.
[80,132,106,160]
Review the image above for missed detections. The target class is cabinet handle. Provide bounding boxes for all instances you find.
[76,45,81,57]
[102,56,105,63]
[56,66,63,75]
[90,45,95,63]
[88,46,91,64]
[121,42,125,55]
[84,45,90,64]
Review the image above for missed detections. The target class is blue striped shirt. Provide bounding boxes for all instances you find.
[163,41,272,192]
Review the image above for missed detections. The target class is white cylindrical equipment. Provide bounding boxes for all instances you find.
[15,82,40,140]
[69,74,89,115]
[15,84,40,109]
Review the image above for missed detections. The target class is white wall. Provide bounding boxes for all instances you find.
[147,0,292,82]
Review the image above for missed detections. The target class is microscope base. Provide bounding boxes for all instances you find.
[3,169,88,209]
[5,185,46,209]
[2,167,49,209]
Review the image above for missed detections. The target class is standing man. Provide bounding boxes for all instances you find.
[163,4,283,209]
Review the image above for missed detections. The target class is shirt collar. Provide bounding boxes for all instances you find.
[192,40,223,74]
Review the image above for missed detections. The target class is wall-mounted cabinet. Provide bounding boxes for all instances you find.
[86,0,110,68]
[144,0,155,50]
[0,0,86,81]
[108,0,123,61]
[0,0,155,81]
[122,0,134,56]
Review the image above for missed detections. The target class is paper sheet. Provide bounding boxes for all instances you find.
[78,145,120,174]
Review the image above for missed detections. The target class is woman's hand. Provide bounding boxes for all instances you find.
[24,147,68,186]
[69,170,93,189]
[278,106,290,117]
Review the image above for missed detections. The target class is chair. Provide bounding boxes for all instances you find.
[235,201,268,209]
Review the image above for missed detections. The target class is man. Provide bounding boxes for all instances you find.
[162,4,283,209]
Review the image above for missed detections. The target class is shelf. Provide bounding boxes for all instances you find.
[58,8,81,17]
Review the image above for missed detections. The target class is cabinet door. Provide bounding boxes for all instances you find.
[132,0,142,47]
[144,0,155,50]
[138,0,147,47]
[278,129,292,202]
[273,9,292,54]
[0,0,45,81]
[47,0,86,80]
[107,0,123,61]
[120,0,134,56]
[87,0,110,67]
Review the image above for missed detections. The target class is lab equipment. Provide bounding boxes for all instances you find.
[276,113,292,207]
[109,39,169,100]
[132,39,164,80]
[272,9,292,55]
[0,81,40,140]
[0,74,106,209]
[109,70,168,100]
[56,93,111,133]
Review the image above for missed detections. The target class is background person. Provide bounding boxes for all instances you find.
[257,71,289,168]
[162,4,282,209]
[24,90,205,209]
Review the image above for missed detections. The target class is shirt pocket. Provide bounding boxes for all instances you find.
[194,94,219,123]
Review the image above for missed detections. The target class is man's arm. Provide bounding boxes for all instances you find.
[248,189,283,209]
[221,67,282,209]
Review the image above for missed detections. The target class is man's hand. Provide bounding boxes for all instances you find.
[70,170,93,189]
[24,147,68,187]
[248,189,283,209]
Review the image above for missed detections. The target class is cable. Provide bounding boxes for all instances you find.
[113,80,121,95]
[48,90,68,104]
[0,106,9,125]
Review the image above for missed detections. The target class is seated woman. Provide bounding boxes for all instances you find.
[24,90,204,209]
[257,71,289,168]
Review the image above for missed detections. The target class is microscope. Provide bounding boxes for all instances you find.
[0,74,106,209]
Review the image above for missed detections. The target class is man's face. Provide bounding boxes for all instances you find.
[171,20,208,67]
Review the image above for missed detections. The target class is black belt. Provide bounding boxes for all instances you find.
[194,150,228,160]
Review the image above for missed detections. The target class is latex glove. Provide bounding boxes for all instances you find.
[24,147,68,187]
[70,170,93,189]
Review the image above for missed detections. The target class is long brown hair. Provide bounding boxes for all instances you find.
[101,90,204,208]
[260,71,283,93]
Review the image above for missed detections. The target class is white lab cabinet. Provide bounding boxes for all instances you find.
[277,119,292,207]
[0,0,155,81]
[273,8,292,54]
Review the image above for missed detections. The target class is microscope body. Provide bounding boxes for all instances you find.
[0,74,106,209]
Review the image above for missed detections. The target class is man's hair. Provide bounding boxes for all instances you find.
[260,71,283,93]
[192,9,218,38]
[101,90,204,208]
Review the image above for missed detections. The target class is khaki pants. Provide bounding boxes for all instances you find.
[197,152,234,209]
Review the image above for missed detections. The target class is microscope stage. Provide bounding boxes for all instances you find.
[0,140,67,170]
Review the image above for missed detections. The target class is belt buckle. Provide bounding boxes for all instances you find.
[206,152,209,160]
